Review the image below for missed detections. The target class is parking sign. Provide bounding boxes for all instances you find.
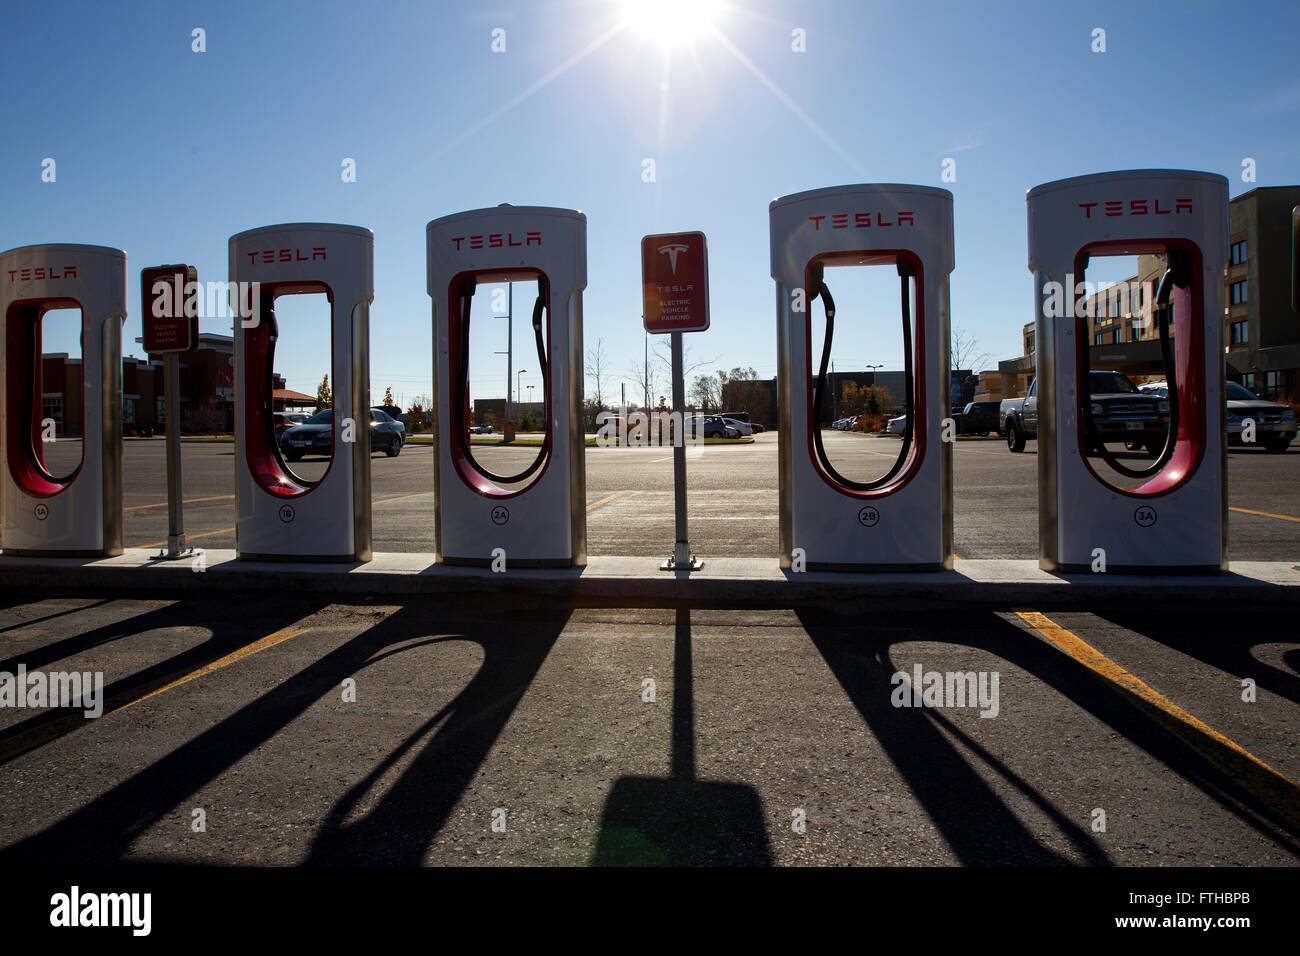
[642,231,709,333]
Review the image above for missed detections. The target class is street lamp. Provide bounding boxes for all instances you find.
[527,384,535,406]
[517,369,527,409]
[865,363,883,387]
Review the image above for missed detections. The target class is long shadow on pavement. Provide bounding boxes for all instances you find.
[590,608,773,866]
[0,598,568,865]
[800,606,1300,864]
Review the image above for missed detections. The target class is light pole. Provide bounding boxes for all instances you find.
[527,384,535,408]
[517,369,527,411]
[494,283,514,425]
[865,363,883,387]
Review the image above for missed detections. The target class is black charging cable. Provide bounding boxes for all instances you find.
[456,278,551,485]
[1082,250,1187,479]
[810,260,915,490]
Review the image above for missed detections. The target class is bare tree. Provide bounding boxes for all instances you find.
[951,325,991,373]
[584,337,612,410]
[626,358,658,412]
[690,373,719,411]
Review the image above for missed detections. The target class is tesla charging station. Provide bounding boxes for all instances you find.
[1,244,124,556]
[426,205,587,567]
[1027,169,1228,572]
[231,223,373,562]
[771,184,954,571]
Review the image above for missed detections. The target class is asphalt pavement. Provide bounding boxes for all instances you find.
[112,431,1300,562]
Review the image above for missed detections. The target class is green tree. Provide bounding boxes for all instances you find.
[406,400,425,434]
[315,374,332,412]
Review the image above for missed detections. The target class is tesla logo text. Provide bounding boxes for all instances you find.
[451,232,541,250]
[1078,199,1192,218]
[808,211,915,229]
[658,243,689,273]
[7,265,77,282]
[245,247,327,265]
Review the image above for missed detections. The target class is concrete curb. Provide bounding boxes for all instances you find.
[1,551,1297,608]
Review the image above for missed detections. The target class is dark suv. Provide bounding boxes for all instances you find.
[1083,370,1168,453]
[954,401,1001,436]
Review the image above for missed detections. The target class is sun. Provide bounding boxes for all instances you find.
[620,0,724,45]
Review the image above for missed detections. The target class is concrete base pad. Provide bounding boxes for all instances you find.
[1,549,1297,607]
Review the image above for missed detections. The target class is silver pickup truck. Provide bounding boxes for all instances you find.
[1000,371,1169,453]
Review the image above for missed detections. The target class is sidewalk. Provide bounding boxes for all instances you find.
[1,550,1297,607]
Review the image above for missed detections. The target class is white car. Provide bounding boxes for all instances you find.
[721,417,753,436]
[886,414,907,436]
[1226,382,1295,452]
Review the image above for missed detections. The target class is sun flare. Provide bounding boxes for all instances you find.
[621,0,723,45]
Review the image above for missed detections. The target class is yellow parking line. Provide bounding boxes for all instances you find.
[587,490,634,513]
[1015,609,1300,830]
[1230,506,1300,524]
[375,492,433,505]
[0,626,310,764]
[124,494,234,512]
[134,526,235,550]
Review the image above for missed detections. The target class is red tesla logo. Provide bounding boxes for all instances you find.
[6,265,77,282]
[450,232,542,250]
[807,211,915,229]
[245,247,327,265]
[1078,199,1193,218]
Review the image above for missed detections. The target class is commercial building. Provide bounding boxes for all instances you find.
[40,332,302,436]
[997,185,1300,405]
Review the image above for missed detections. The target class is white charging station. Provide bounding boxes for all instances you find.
[426,205,587,567]
[1,244,124,556]
[231,223,373,562]
[1027,169,1228,573]
[771,184,954,571]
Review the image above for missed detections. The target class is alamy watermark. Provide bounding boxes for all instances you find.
[0,665,103,718]
[1041,273,1158,323]
[148,274,262,328]
[891,663,999,718]
[595,409,706,457]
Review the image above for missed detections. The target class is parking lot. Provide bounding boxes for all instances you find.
[1,430,1296,869]
[108,430,1300,562]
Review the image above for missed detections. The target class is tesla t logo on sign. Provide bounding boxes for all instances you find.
[642,231,709,333]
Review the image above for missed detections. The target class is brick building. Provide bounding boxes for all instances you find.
[39,332,299,436]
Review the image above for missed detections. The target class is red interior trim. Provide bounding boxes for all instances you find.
[1073,241,1206,498]
[803,251,927,499]
[5,298,84,498]
[446,270,553,499]
[242,283,333,499]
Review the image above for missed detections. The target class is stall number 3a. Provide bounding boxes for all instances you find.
[1134,506,1157,528]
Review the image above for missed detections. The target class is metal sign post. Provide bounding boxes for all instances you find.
[642,231,710,572]
[141,264,199,560]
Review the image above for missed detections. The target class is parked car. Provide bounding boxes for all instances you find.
[953,400,1001,436]
[1002,371,1168,454]
[1000,381,1038,451]
[748,422,766,433]
[886,414,907,436]
[721,417,753,436]
[687,415,740,439]
[469,423,494,434]
[370,407,405,456]
[1226,381,1296,452]
[273,411,308,437]
[280,407,405,460]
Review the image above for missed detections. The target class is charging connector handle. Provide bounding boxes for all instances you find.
[810,262,915,491]
[1081,251,1186,479]
[456,279,551,485]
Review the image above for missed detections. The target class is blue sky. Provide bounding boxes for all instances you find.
[3,0,1298,407]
